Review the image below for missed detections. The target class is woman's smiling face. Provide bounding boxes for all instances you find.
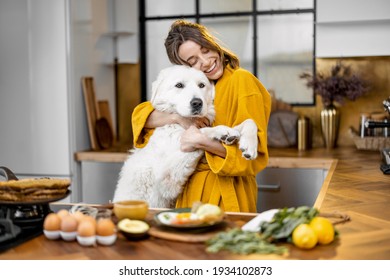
[178,40,223,81]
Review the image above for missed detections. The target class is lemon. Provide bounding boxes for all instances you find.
[309,217,335,245]
[292,224,318,249]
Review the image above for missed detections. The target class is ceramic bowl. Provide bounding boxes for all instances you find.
[113,200,148,221]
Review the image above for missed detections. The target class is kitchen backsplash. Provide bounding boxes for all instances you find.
[293,56,390,148]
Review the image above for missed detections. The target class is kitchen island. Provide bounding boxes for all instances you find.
[1,147,389,260]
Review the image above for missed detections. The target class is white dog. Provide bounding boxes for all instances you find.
[113,65,258,208]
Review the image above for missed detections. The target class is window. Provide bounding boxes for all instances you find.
[139,0,316,105]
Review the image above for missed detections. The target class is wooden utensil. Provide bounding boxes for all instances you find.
[98,100,116,141]
[81,77,100,150]
[95,117,114,149]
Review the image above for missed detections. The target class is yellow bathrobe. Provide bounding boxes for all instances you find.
[131,65,271,212]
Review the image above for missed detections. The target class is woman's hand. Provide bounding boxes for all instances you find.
[180,126,204,152]
[180,126,227,158]
[145,110,210,129]
[178,116,210,129]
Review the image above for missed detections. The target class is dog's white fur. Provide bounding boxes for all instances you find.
[113,65,258,208]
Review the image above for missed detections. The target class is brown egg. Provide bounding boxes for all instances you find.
[82,215,97,227]
[43,213,61,231]
[72,211,85,223]
[60,215,78,232]
[57,209,69,220]
[96,218,116,236]
[77,220,96,237]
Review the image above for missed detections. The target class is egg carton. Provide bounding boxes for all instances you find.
[69,204,98,218]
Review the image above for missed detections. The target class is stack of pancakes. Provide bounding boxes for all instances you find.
[0,178,71,202]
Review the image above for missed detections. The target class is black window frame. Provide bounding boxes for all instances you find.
[138,0,316,106]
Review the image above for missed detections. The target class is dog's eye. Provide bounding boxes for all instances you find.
[198,83,205,88]
[175,83,184,88]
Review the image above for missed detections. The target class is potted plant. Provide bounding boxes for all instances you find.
[300,60,370,148]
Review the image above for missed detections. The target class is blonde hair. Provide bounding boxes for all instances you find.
[164,19,240,69]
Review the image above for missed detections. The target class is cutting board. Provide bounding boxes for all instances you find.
[147,221,231,243]
[81,77,100,150]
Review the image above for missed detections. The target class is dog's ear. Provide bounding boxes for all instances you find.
[151,68,169,104]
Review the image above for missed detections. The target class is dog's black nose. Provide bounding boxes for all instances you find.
[190,98,203,112]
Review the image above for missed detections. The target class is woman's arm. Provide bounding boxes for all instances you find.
[145,110,211,129]
[180,126,226,158]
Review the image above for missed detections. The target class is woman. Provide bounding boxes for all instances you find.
[132,19,271,212]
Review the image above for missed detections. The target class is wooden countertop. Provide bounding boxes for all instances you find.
[2,147,389,259]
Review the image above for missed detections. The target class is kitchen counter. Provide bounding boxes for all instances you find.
[1,147,389,260]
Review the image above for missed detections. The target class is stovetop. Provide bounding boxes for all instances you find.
[0,204,51,253]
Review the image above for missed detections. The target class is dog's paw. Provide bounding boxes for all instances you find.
[213,126,240,145]
[239,136,258,160]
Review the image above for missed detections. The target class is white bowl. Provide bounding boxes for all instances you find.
[60,231,77,241]
[43,230,61,240]
[96,234,117,246]
[77,235,96,246]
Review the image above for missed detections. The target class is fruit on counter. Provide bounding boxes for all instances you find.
[259,206,337,250]
[117,219,149,233]
[309,217,335,245]
[292,224,318,249]
[117,219,149,240]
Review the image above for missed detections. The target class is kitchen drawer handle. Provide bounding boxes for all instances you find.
[257,184,280,191]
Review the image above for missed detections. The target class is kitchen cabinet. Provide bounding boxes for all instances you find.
[74,150,127,204]
[79,161,122,204]
[80,166,328,208]
[316,0,390,57]
[256,167,328,212]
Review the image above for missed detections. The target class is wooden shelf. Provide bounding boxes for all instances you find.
[75,144,131,163]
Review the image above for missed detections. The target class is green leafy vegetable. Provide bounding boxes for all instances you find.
[206,228,287,255]
[260,206,319,242]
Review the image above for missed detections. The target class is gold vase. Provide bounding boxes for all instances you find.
[321,104,340,149]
